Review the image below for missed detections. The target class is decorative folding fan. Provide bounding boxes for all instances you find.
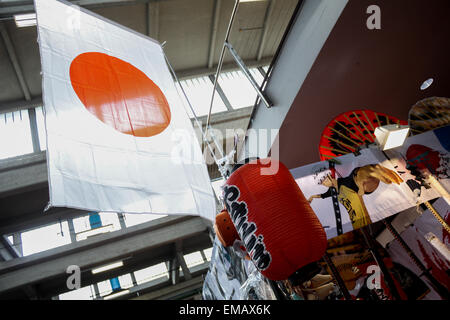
[408,97,450,136]
[319,110,408,161]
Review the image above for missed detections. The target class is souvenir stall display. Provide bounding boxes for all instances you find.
[203,99,450,300]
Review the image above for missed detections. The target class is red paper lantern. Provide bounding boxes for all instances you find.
[216,158,327,281]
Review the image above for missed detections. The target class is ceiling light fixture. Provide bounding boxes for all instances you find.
[374,124,410,151]
[420,78,433,90]
[14,13,37,28]
[91,261,124,274]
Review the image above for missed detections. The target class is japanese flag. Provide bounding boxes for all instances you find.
[34,0,216,221]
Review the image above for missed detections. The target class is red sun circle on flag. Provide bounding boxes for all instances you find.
[69,52,171,137]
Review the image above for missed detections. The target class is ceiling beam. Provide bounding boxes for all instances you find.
[256,0,276,61]
[0,235,41,299]
[0,215,208,294]
[0,206,90,236]
[0,151,47,199]
[0,96,42,114]
[207,0,221,68]
[0,23,31,101]
[146,0,159,40]
[36,232,211,299]
[177,57,272,80]
[0,235,20,259]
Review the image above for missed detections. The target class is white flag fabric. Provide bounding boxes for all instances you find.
[35,0,216,221]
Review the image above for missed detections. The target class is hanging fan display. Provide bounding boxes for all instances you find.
[319,110,407,161]
[316,107,449,300]
[408,97,450,135]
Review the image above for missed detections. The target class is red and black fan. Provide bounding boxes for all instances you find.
[319,110,407,161]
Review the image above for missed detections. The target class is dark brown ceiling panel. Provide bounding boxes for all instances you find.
[276,0,450,169]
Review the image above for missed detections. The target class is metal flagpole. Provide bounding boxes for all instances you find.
[205,0,240,138]
[203,0,274,174]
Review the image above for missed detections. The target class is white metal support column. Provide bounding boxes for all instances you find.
[200,250,207,262]
[28,108,41,153]
[130,271,138,287]
[175,241,192,281]
[117,213,127,229]
[66,219,77,243]
[12,233,23,257]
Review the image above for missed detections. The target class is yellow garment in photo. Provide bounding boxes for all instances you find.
[338,185,372,229]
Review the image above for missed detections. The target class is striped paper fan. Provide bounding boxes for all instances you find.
[319,110,407,161]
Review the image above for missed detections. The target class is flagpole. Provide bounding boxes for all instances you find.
[205,0,240,138]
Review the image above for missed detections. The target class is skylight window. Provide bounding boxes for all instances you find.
[97,280,113,297]
[72,215,92,234]
[21,221,71,256]
[58,285,95,300]
[203,247,213,261]
[98,212,121,230]
[184,251,204,268]
[0,110,34,160]
[118,274,134,289]
[14,13,37,28]
[122,213,167,228]
[134,262,169,285]
[218,69,264,109]
[179,75,227,117]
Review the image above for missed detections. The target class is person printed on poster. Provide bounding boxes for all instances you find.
[308,164,403,230]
